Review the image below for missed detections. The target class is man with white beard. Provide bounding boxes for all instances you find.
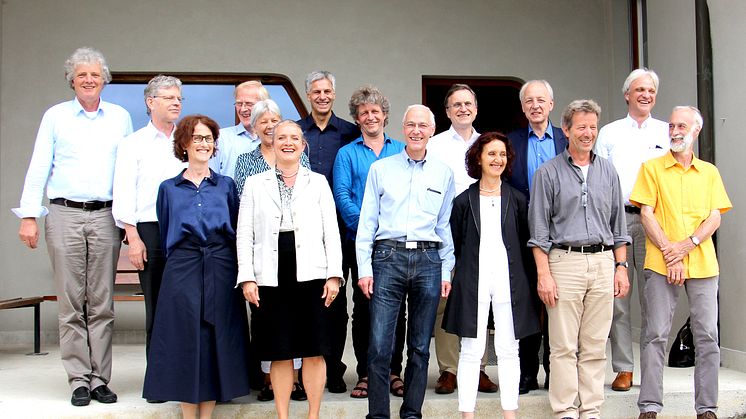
[632,106,731,419]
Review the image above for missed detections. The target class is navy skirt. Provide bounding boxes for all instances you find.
[143,235,250,403]
[251,231,331,361]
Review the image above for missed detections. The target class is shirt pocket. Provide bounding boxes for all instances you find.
[420,186,444,216]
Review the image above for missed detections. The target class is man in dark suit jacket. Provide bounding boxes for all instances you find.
[506,79,567,394]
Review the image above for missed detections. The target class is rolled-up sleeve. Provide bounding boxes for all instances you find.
[527,166,553,253]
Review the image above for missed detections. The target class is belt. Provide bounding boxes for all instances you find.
[50,198,113,211]
[554,243,613,254]
[624,205,641,214]
[375,239,439,250]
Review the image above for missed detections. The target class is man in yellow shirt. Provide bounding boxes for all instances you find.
[630,106,732,419]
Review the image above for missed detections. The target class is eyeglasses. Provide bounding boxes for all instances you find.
[234,101,256,109]
[404,122,431,130]
[192,135,215,144]
[152,95,184,103]
[448,101,475,109]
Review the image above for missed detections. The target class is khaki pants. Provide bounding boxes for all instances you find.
[434,298,489,375]
[46,204,120,390]
[547,249,614,419]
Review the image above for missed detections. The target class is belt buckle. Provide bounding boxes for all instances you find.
[405,241,417,250]
[580,245,589,254]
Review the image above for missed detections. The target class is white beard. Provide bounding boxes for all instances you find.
[670,131,694,152]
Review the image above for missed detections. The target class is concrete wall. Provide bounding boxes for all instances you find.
[0,0,631,343]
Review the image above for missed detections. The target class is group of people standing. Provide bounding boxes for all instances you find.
[13,46,731,419]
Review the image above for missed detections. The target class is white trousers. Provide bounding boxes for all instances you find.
[458,300,520,412]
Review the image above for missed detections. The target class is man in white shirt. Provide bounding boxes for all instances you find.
[112,75,185,383]
[210,81,269,179]
[14,47,133,407]
[594,68,669,392]
[427,84,498,394]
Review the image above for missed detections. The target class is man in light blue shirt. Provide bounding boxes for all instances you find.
[210,81,269,179]
[13,47,133,407]
[356,104,455,419]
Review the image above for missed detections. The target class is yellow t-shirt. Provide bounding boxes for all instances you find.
[630,152,732,278]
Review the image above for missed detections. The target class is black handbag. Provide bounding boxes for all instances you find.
[668,317,695,368]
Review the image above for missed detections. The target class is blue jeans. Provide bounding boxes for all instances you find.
[367,243,442,419]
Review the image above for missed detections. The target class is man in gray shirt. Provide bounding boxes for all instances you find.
[528,99,630,419]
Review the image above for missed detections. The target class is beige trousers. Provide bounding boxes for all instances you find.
[434,298,489,375]
[546,249,614,419]
[46,204,120,390]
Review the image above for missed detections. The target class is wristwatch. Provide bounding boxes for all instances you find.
[690,235,701,246]
[615,261,629,269]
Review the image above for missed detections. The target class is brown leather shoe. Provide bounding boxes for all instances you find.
[612,371,633,391]
[434,371,457,394]
[478,371,498,393]
[638,412,657,419]
[696,411,717,419]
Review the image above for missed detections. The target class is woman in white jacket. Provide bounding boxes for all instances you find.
[236,120,343,419]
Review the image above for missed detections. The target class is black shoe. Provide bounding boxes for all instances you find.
[71,387,91,406]
[291,382,307,401]
[518,375,540,395]
[257,384,274,402]
[91,385,117,403]
[146,399,166,403]
[327,377,347,393]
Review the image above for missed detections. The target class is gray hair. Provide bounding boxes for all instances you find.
[561,99,602,129]
[622,68,660,95]
[305,70,336,93]
[64,47,112,86]
[144,75,182,115]
[348,85,390,127]
[235,80,269,100]
[402,104,436,127]
[519,80,554,102]
[272,119,307,144]
[673,105,704,129]
[250,99,282,128]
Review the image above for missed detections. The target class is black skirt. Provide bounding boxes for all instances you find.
[252,231,331,360]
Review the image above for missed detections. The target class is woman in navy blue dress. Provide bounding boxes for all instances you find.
[143,115,250,418]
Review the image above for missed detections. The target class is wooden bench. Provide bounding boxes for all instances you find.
[0,297,46,355]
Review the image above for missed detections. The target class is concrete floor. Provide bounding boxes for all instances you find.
[2,338,746,419]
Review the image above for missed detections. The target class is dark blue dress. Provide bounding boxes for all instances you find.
[143,169,250,403]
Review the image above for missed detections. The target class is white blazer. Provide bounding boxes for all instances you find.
[236,167,343,287]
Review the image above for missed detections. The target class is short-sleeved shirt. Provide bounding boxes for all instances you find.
[630,152,732,278]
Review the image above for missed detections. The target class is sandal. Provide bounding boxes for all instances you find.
[350,377,368,399]
[389,376,404,397]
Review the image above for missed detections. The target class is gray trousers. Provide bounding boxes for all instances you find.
[45,204,121,390]
[610,212,647,372]
[638,270,719,415]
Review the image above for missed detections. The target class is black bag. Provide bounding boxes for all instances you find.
[668,317,695,368]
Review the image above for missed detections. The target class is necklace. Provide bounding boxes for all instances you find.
[478,181,501,194]
[280,170,299,178]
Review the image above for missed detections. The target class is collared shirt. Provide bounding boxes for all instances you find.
[13,98,133,219]
[298,112,360,186]
[209,123,260,179]
[233,146,311,199]
[527,121,557,190]
[528,150,630,254]
[630,152,732,278]
[356,149,456,282]
[112,121,187,227]
[156,169,238,257]
[595,114,669,204]
[332,134,405,238]
[427,125,480,195]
